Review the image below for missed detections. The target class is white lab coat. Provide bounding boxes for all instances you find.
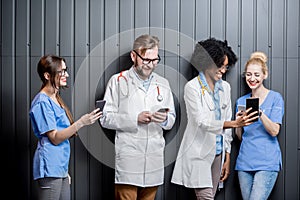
[171,77,232,188]
[100,67,176,187]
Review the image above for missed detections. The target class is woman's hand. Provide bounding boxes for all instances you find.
[235,107,259,127]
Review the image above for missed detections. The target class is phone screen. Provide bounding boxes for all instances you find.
[246,98,259,122]
[238,105,246,112]
[157,108,169,113]
[95,100,106,111]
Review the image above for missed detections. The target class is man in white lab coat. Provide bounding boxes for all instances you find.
[100,34,176,200]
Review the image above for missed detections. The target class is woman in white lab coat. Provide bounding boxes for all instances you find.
[171,38,257,200]
[100,34,176,200]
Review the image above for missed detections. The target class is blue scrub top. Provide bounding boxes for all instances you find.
[29,92,71,180]
[235,90,284,171]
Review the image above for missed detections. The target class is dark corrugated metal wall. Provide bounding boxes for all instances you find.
[1,0,299,199]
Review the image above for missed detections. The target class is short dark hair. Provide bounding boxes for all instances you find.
[190,38,237,72]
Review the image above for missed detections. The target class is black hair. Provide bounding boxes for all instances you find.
[216,39,238,66]
[190,37,238,72]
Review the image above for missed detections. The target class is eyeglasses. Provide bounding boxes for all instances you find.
[57,67,68,76]
[133,50,161,65]
[220,65,230,71]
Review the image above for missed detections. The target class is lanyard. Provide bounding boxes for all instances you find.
[197,75,209,96]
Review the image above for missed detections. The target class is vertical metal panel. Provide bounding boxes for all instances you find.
[150,1,166,199]
[15,0,31,199]
[285,58,299,199]
[211,0,225,39]
[284,0,299,199]
[104,0,120,80]
[102,1,120,199]
[180,0,195,46]
[149,0,164,54]
[240,0,255,96]
[134,0,149,36]
[119,0,134,53]
[256,0,269,53]
[225,0,240,105]
[256,0,271,88]
[270,2,286,198]
[195,0,210,40]
[1,0,17,199]
[89,1,106,199]
[30,0,44,56]
[271,57,286,200]
[73,0,90,199]
[241,0,255,59]
[222,2,241,200]
[164,0,179,57]
[44,0,59,54]
[164,1,181,199]
[60,0,75,57]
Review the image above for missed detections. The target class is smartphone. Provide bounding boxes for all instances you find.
[95,100,106,111]
[238,105,246,112]
[246,98,259,122]
[157,108,170,113]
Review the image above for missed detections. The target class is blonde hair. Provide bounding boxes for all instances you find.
[244,51,268,75]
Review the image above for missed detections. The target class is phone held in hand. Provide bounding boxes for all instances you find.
[246,98,259,122]
[95,100,106,111]
[157,108,169,113]
[238,105,246,112]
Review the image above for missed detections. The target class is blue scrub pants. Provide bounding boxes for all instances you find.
[238,170,278,200]
[37,176,70,200]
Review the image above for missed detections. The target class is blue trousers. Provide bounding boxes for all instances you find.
[238,170,278,200]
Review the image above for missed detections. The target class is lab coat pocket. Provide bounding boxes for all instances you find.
[202,92,215,111]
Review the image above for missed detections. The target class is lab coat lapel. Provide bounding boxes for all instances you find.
[201,88,215,111]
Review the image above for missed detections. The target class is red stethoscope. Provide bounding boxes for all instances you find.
[117,71,163,102]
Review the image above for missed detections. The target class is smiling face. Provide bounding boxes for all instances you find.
[245,63,267,90]
[205,55,229,84]
[57,60,69,87]
[131,46,159,80]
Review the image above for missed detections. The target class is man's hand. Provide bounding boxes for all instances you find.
[138,111,152,124]
[151,111,167,123]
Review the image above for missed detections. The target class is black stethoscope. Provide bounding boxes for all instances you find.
[117,71,163,102]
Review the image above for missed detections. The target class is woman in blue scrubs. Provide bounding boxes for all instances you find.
[235,52,284,200]
[29,55,102,200]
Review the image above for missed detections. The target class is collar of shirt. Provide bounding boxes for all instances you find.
[132,66,154,91]
[199,72,224,94]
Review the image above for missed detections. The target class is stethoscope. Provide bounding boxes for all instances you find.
[197,75,209,96]
[197,75,227,110]
[117,71,163,102]
[156,85,163,102]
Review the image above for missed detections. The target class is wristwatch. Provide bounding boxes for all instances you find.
[259,110,262,117]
